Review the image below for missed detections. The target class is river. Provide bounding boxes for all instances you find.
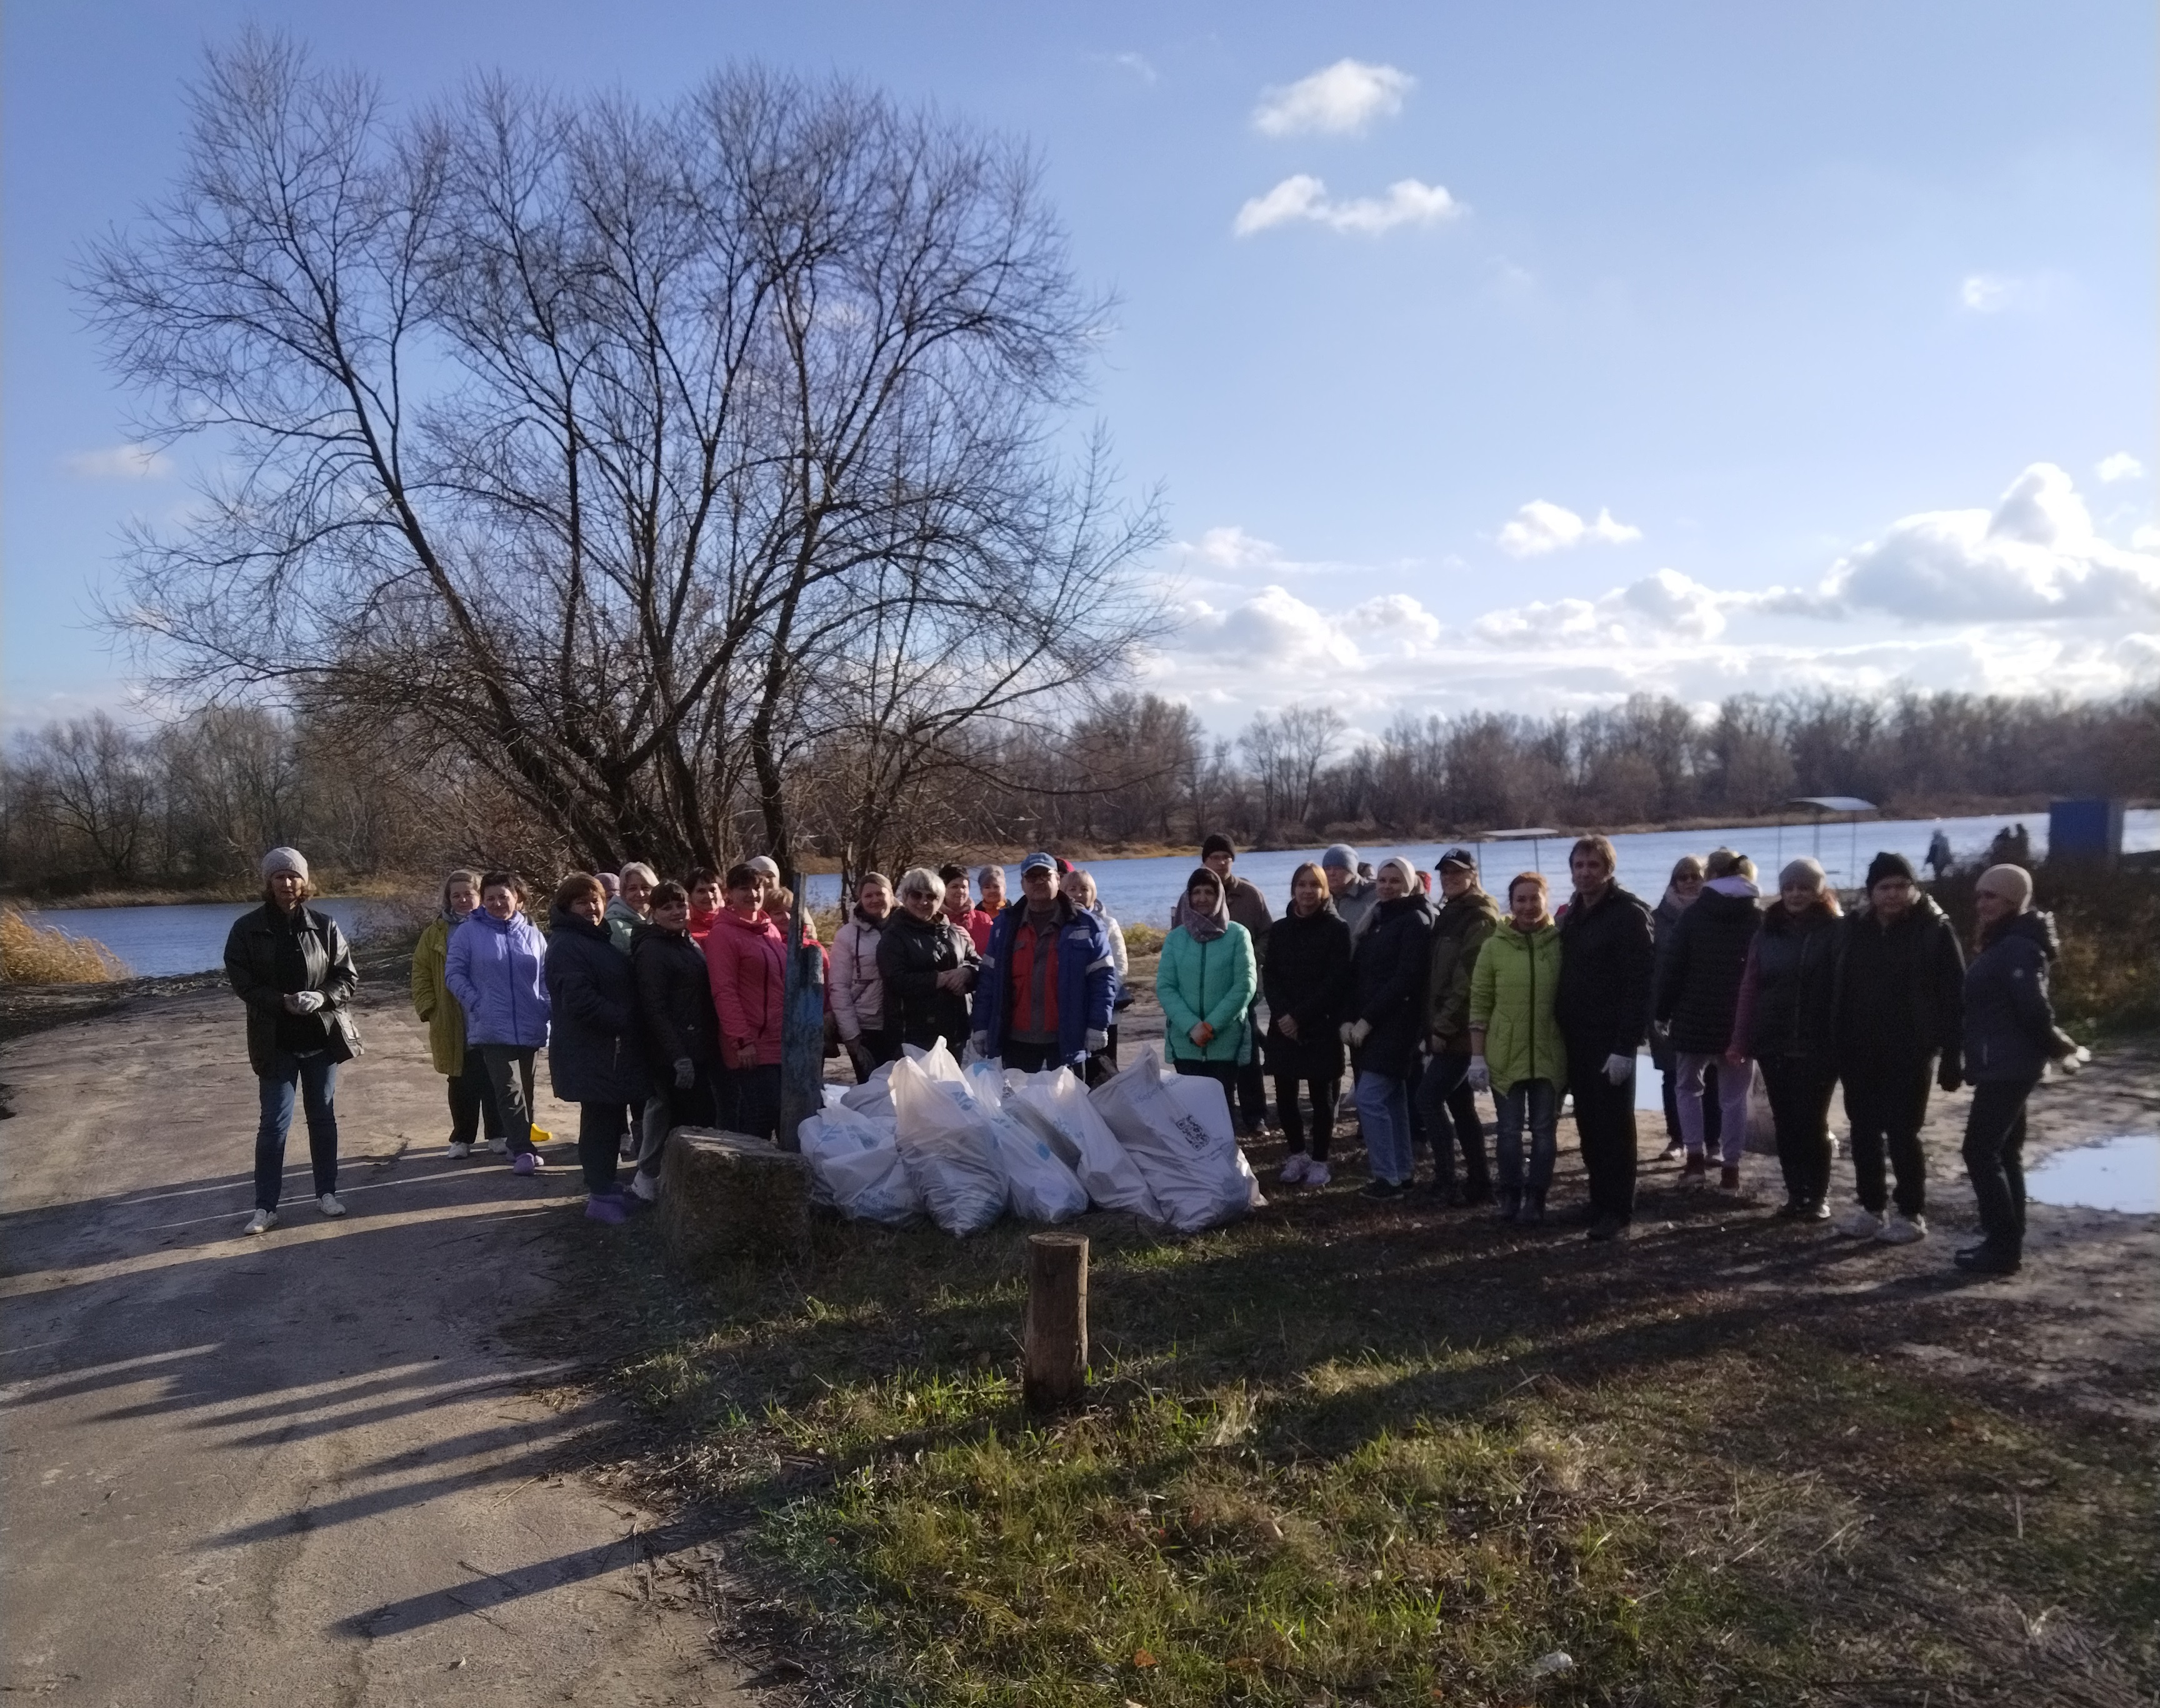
[24,809,2154,977]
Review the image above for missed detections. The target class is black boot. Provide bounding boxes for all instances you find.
[1954,1242,2021,1276]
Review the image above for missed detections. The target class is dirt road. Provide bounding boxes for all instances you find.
[0,977,751,1706]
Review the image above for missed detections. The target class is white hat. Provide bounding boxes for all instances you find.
[261,846,310,881]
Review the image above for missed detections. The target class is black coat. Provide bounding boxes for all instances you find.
[1962,911,2060,1083]
[1832,894,1966,1069]
[631,923,721,1072]
[877,909,978,1053]
[1654,884,1761,1055]
[1744,903,1839,1062]
[1349,892,1434,1079]
[223,902,361,1076]
[1554,883,1655,1060]
[1262,902,1353,1079]
[544,908,646,1105]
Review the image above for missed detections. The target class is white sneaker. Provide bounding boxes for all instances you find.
[243,1208,276,1236]
[487,1136,509,1154]
[1834,1207,1882,1238]
[1304,1161,1331,1187]
[1876,1212,1927,1245]
[1279,1152,1310,1184]
[446,1141,472,1159]
[318,1192,347,1218]
[630,1171,659,1203]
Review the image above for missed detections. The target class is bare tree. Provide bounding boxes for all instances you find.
[82,34,1160,879]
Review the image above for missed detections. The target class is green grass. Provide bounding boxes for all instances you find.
[574,1194,2158,1707]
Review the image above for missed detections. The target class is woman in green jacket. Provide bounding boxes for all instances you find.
[1157,866,1259,1111]
[1468,872,1567,1224]
[409,869,502,1159]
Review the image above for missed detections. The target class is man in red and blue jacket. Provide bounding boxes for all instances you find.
[971,851,1117,1074]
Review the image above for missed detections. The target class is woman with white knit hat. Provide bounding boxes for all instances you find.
[222,847,362,1235]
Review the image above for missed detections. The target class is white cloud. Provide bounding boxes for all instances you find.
[1252,59,1414,136]
[1104,51,1156,84]
[62,442,171,479]
[1494,500,1642,558]
[1172,585,1366,671]
[1829,463,2160,622]
[1234,174,1461,237]
[1474,569,1729,648]
[1188,524,1284,572]
[2098,452,2146,484]
[2135,525,2160,552]
[1959,274,2019,313]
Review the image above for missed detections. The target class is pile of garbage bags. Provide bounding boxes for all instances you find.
[796,1042,1265,1236]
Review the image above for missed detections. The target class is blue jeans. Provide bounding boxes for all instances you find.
[256,1051,339,1211]
[1354,1071,1414,1185]
[1495,1079,1559,1199]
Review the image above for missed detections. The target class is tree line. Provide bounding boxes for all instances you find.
[5,687,2151,896]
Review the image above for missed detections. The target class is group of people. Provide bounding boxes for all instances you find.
[1148,836,2075,1272]
[226,827,2076,1274]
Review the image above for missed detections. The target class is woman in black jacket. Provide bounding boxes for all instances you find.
[626,881,722,1202]
[1264,861,1352,1187]
[878,866,979,1054]
[544,872,651,1222]
[1956,864,2075,1275]
[1346,857,1434,1198]
[1728,857,1841,1219]
[224,846,362,1236]
[1654,848,1762,1190]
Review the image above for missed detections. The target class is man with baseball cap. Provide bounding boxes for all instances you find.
[971,852,1116,1074]
[1417,847,1499,1203]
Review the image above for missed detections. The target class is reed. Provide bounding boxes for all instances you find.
[0,908,131,984]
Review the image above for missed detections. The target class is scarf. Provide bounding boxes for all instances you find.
[1182,868,1229,942]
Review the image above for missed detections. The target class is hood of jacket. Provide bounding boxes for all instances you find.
[1694,884,1762,926]
[1435,887,1501,935]
[550,906,612,945]
[1984,907,2059,961]
[713,906,782,942]
[1489,917,1559,954]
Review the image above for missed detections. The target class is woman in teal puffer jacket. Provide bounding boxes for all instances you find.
[1157,866,1258,1111]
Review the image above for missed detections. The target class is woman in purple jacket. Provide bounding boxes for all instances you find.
[446,869,552,1174]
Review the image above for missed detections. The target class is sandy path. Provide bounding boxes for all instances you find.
[0,978,751,1706]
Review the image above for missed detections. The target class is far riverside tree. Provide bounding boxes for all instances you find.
[82,33,1161,880]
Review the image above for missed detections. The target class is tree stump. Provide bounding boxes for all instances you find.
[1022,1232,1089,1413]
[658,1128,811,1273]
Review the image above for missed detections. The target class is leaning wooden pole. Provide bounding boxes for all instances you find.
[1023,1232,1089,1413]
[776,848,824,1154]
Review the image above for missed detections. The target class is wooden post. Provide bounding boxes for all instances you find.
[777,847,824,1154]
[1023,1232,1089,1413]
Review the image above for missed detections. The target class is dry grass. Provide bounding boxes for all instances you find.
[1121,921,1166,956]
[0,908,129,982]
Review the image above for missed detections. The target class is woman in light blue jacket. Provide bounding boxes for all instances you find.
[446,869,552,1174]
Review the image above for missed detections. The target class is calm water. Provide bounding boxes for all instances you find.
[28,807,2154,976]
[24,899,374,979]
[2024,1134,2159,1214]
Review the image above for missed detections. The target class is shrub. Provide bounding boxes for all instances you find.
[1122,921,1166,956]
[0,908,129,983]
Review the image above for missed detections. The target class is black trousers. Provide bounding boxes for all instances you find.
[1962,1076,2038,1256]
[1235,997,1269,1132]
[1760,1055,1837,1208]
[447,1051,504,1144]
[578,1101,622,1194]
[724,1062,782,1141]
[1566,1042,1639,1223]
[1084,1023,1120,1089]
[1416,1052,1490,1196]
[476,1044,540,1154]
[1274,1074,1341,1159]
[1002,1039,1067,1074]
[849,1025,902,1083]
[1841,1053,1934,1217]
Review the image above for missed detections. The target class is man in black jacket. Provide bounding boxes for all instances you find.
[1831,852,1966,1245]
[1555,836,1656,1241]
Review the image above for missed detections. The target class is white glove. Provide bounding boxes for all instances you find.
[1468,1055,1491,1093]
[1084,1029,1109,1052]
[971,1033,992,1061]
[1603,1052,1634,1086]
[1348,1019,1372,1047]
[287,989,325,1014]
[1339,1022,1356,1044]
[673,1057,696,1090]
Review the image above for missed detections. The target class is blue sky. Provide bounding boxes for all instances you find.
[4,1,2154,738]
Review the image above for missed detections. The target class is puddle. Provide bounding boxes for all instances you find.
[2024,1134,2160,1214]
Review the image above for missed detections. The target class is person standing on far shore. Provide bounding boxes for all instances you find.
[225,847,362,1234]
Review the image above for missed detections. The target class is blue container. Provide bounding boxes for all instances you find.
[2048,798,2124,864]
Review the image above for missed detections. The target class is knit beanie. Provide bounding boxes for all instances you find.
[1201,832,1236,862]
[1976,863,2034,911]
[1778,856,1828,892]
[1321,842,1358,872]
[261,846,310,882]
[1864,851,1916,889]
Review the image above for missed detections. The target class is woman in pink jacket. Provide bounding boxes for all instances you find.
[704,862,786,1139]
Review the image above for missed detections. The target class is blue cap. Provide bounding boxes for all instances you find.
[1020,851,1057,875]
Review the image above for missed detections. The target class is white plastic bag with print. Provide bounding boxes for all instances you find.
[964,1063,1089,1224]
[888,1053,1008,1236]
[1088,1046,1263,1233]
[1005,1065,1162,1221]
[798,1104,921,1226]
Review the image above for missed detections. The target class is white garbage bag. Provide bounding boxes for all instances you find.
[839,1058,898,1119]
[889,1054,1009,1236]
[1089,1046,1264,1232]
[798,1104,920,1226]
[964,1064,1088,1224]
[1005,1065,1162,1220]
